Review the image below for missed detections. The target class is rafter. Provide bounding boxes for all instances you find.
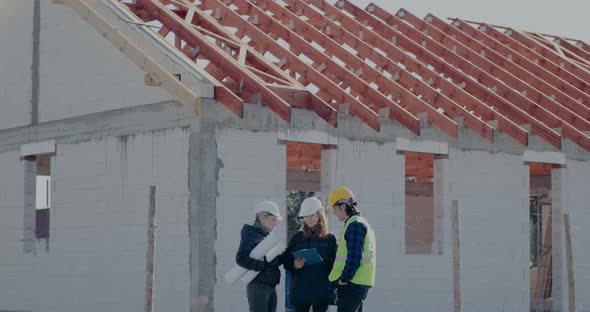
[196,0,421,132]
[96,0,590,151]
[461,23,590,103]
[550,35,590,63]
[243,0,430,132]
[406,13,590,134]
[315,0,552,146]
[444,19,590,128]
[131,0,288,118]
[528,32,590,67]
[451,22,590,116]
[577,40,590,54]
[359,3,590,150]
[497,27,590,83]
[128,0,339,125]
[248,0,463,138]
[282,0,501,142]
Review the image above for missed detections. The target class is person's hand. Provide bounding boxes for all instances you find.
[264,256,281,268]
[337,280,348,286]
[294,258,305,269]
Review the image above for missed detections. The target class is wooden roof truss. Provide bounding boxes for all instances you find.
[115,0,590,152]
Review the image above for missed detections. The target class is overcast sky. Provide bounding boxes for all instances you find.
[351,0,589,43]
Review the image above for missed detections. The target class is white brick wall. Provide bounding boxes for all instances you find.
[446,149,529,312]
[0,151,26,309]
[0,128,190,312]
[556,160,590,311]
[0,0,32,129]
[38,1,173,122]
[2,123,589,312]
[214,127,287,312]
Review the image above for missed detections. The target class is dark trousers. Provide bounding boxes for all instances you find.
[247,283,277,312]
[336,284,367,312]
[292,301,330,312]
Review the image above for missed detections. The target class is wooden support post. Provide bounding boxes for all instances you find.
[452,200,461,312]
[145,186,157,312]
[564,213,575,312]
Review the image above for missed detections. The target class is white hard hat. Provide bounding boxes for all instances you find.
[298,197,324,217]
[254,201,283,221]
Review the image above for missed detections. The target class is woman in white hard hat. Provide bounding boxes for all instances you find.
[236,200,286,312]
[283,197,338,312]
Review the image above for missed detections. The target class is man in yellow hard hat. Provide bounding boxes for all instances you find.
[327,186,376,312]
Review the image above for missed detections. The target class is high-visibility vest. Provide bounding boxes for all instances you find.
[329,215,376,286]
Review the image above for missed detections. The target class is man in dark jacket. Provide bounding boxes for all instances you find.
[236,201,285,312]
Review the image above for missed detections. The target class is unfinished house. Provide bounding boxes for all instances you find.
[1,0,590,311]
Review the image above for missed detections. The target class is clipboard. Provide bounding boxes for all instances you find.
[292,248,323,266]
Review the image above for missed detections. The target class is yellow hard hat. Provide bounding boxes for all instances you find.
[327,186,355,208]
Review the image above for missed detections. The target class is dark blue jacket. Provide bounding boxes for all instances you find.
[283,231,337,305]
[235,224,282,286]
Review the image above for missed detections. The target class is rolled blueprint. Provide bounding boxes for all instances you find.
[223,231,280,285]
[240,242,285,284]
[223,264,248,285]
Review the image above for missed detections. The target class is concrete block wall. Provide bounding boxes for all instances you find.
[446,149,530,312]
[37,1,173,122]
[326,138,453,312]
[0,1,33,129]
[0,151,26,301]
[0,1,174,130]
[0,128,190,312]
[214,127,287,312]
[555,160,590,311]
